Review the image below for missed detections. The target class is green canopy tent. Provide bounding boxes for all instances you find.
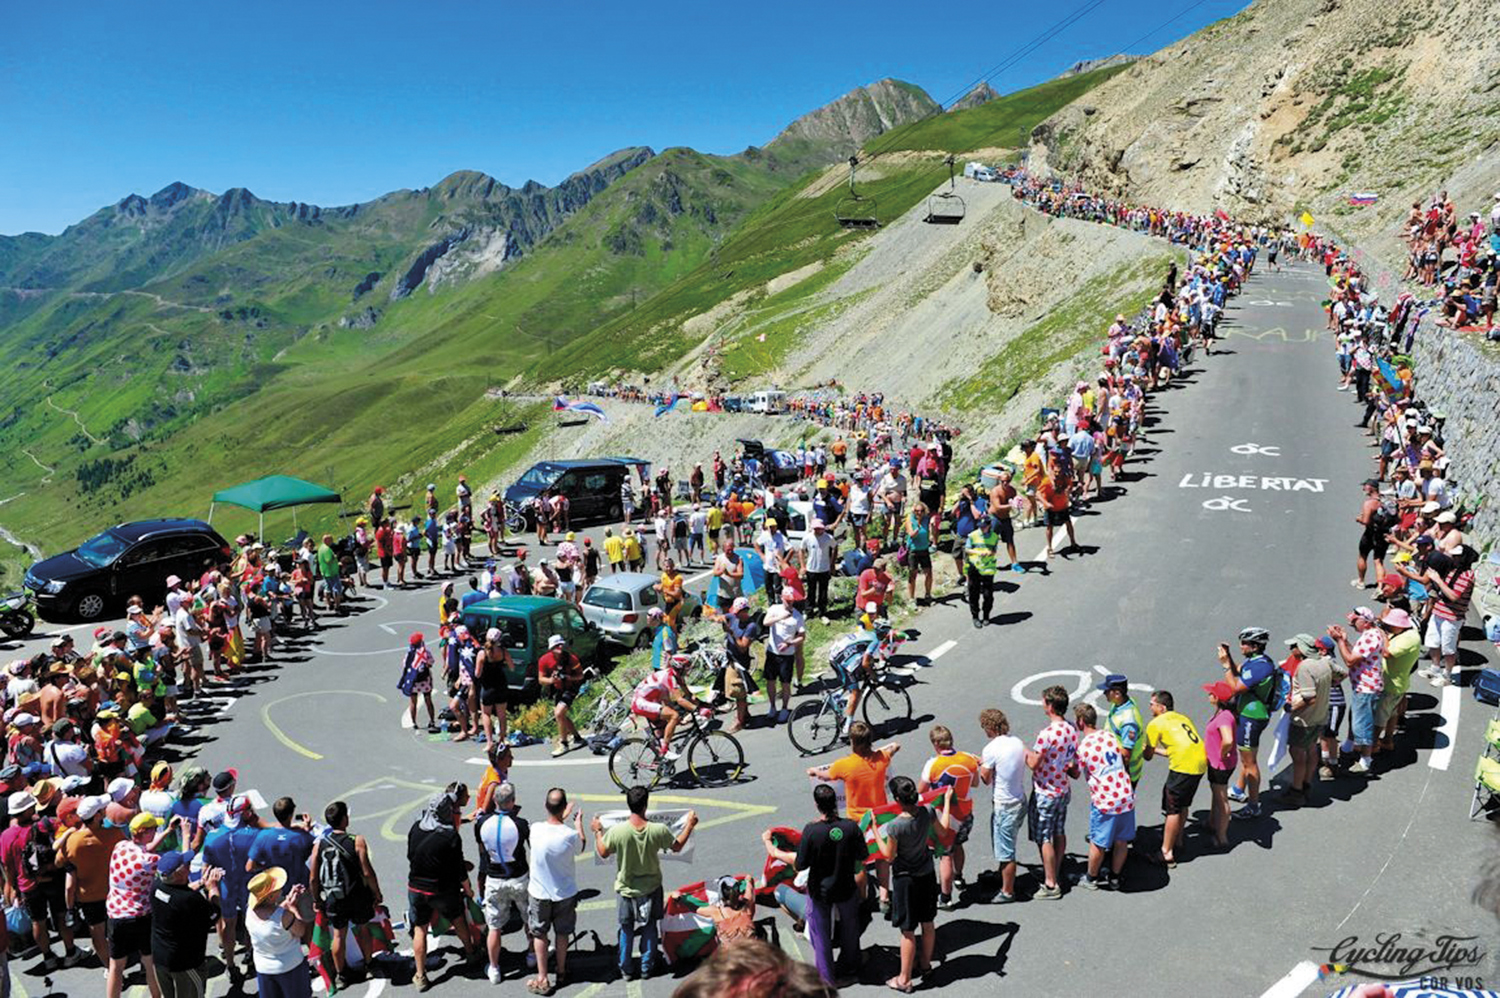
[208,475,342,541]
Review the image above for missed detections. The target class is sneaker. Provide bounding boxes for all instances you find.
[972,617,983,629]
[1350,757,1372,774]
[551,741,568,757]
[1232,802,1261,820]
[937,893,956,910]
[1079,876,1101,891]
[662,749,680,762]
[487,963,503,984]
[1226,785,1248,803]
[953,874,967,888]
[1318,764,1336,780]
[1012,563,1027,573]
[1035,884,1063,900]
[414,970,432,993]
[1432,674,1450,687]
[991,890,1016,904]
[778,708,791,723]
[1350,578,1366,588]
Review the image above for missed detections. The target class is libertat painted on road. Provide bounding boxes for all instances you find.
[1178,473,1330,492]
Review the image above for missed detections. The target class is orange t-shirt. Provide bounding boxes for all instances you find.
[920,750,981,820]
[827,749,893,821]
[1022,452,1044,488]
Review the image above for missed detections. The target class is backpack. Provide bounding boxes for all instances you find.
[1369,500,1398,534]
[317,832,359,907]
[1267,665,1292,714]
[23,821,58,880]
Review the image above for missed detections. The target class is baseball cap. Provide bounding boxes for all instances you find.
[211,769,239,794]
[1202,680,1237,702]
[76,795,108,821]
[108,777,134,802]
[1436,511,1457,524]
[11,712,37,728]
[156,851,195,877]
[1351,606,1377,622]
[729,597,750,614]
[128,813,161,835]
[1095,673,1129,691]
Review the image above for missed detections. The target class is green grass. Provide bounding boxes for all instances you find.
[937,252,1179,414]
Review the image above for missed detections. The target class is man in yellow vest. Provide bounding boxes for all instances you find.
[963,516,1001,628]
[1098,674,1146,786]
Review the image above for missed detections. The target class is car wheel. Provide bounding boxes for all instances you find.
[634,628,653,651]
[609,502,622,521]
[73,591,108,622]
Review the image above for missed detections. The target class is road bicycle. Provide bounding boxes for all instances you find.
[787,667,913,755]
[607,699,745,790]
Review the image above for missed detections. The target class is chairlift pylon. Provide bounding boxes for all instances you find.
[925,155,965,226]
[835,155,881,230]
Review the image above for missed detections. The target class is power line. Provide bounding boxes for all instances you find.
[1116,0,1216,58]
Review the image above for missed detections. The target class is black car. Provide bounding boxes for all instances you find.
[25,518,232,622]
[503,457,649,531]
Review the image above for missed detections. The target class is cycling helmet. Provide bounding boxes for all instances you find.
[1237,626,1270,647]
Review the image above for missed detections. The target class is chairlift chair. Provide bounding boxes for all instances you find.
[834,156,881,229]
[925,155,966,225]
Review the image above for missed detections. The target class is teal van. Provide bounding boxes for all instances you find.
[458,596,605,701]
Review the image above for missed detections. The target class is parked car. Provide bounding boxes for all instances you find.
[25,518,233,622]
[458,595,606,701]
[738,439,801,486]
[503,457,649,532]
[580,572,703,649]
[722,395,745,413]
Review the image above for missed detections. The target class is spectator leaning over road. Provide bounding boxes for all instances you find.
[527,788,584,996]
[537,634,584,758]
[1072,703,1135,891]
[476,781,528,986]
[917,724,979,910]
[244,867,312,998]
[1098,674,1146,786]
[1217,626,1275,819]
[1200,682,1238,850]
[1284,634,1333,806]
[407,786,481,992]
[592,785,697,981]
[977,708,1025,905]
[1327,607,1387,775]
[309,800,382,993]
[872,775,953,994]
[1144,691,1207,868]
[150,850,221,998]
[1025,685,1077,900]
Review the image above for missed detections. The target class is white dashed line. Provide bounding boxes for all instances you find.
[927,639,958,662]
[1257,960,1320,998]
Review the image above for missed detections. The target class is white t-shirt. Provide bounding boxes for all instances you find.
[981,734,1027,807]
[689,510,707,535]
[764,606,805,656]
[48,740,91,778]
[528,821,580,901]
[848,484,870,516]
[756,530,786,573]
[801,533,834,574]
[173,606,202,649]
[246,905,305,975]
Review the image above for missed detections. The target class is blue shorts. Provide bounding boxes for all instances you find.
[1351,691,1380,746]
[1235,713,1268,749]
[1088,806,1137,849]
[991,800,1024,862]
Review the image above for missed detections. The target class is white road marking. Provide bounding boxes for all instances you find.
[1257,960,1321,998]
[1428,683,1462,771]
[927,639,957,662]
[312,644,408,657]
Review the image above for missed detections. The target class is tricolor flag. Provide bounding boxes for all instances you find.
[857,789,956,864]
[308,905,395,992]
[553,396,609,423]
[661,875,756,965]
[759,826,802,899]
[1347,192,1379,206]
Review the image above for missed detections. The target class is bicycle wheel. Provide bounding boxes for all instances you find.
[608,737,663,791]
[688,730,745,787]
[788,700,841,756]
[862,682,913,736]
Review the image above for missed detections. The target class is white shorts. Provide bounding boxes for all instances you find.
[1424,615,1460,657]
[482,876,528,930]
[631,696,665,719]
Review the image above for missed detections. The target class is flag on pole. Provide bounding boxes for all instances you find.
[308,905,395,992]
[553,396,609,423]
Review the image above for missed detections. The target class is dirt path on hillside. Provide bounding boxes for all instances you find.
[46,396,102,444]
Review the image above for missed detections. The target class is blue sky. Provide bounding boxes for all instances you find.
[0,0,1249,235]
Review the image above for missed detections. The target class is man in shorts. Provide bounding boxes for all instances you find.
[1144,691,1207,866]
[762,590,805,725]
[1217,626,1276,818]
[477,782,528,986]
[527,788,584,995]
[1072,703,1136,890]
[536,635,584,757]
[1019,440,1044,526]
[309,800,383,992]
[711,538,743,614]
[917,725,980,909]
[985,467,1022,572]
[1284,634,1332,806]
[406,788,480,991]
[1024,685,1077,900]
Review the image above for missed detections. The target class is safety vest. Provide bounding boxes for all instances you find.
[1105,698,1146,782]
[964,529,1000,575]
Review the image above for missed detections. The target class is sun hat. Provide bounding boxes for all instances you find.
[729,597,750,614]
[1381,607,1414,629]
[547,634,566,649]
[7,793,36,815]
[247,867,287,906]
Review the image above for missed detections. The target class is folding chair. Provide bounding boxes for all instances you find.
[1470,717,1500,819]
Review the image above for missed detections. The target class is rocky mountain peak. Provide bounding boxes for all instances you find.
[149,181,203,210]
[768,78,940,155]
[950,82,999,112]
[433,170,506,200]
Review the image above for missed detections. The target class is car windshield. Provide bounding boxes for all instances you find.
[517,465,561,489]
[75,530,130,567]
[583,587,632,611]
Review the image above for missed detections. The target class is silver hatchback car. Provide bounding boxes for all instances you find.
[580,571,703,649]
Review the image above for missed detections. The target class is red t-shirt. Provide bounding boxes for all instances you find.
[781,564,805,600]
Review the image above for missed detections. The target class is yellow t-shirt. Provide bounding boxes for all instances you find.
[603,535,625,564]
[707,507,724,530]
[1145,711,1208,775]
[624,536,643,561]
[1022,451,1044,488]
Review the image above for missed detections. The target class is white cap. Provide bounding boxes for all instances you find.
[547,634,566,649]
[77,795,109,821]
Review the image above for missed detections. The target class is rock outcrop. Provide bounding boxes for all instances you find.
[769,79,940,157]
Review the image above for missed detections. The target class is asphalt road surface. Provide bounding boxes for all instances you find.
[7,260,1498,998]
